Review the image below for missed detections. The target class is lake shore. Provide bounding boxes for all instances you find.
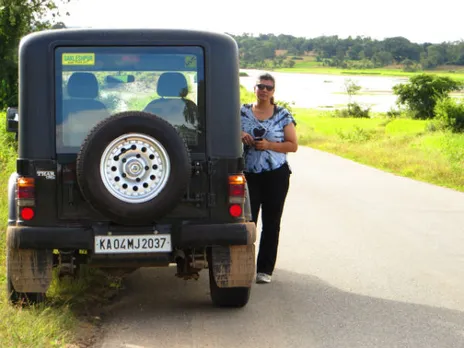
[240,68,464,112]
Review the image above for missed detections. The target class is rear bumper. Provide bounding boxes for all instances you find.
[6,222,257,250]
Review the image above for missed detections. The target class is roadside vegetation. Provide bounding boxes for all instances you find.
[0,118,72,346]
[295,109,464,191]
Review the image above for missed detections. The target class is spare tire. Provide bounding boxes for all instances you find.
[76,111,191,225]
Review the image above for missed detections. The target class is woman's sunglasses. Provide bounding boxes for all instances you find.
[256,84,274,91]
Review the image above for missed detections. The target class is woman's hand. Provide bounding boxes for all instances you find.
[254,138,272,151]
[256,123,298,153]
[241,132,254,146]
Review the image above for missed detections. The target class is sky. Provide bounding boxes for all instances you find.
[59,0,463,44]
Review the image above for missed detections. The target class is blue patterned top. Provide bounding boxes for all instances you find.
[241,103,296,173]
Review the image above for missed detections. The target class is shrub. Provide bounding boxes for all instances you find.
[434,97,464,133]
[392,74,463,119]
[386,107,402,118]
[334,102,370,118]
[337,125,374,142]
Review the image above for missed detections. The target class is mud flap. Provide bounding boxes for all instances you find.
[8,248,53,293]
[210,244,255,288]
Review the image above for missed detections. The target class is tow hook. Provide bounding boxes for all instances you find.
[174,249,207,280]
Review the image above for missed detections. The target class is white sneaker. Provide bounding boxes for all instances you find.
[256,272,272,284]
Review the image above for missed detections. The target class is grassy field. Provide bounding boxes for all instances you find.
[293,108,464,192]
[273,56,464,81]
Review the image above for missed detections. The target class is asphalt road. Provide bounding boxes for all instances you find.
[92,146,464,348]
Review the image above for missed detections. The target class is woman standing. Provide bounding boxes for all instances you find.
[241,73,298,284]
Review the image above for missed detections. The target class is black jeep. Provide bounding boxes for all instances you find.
[5,28,256,308]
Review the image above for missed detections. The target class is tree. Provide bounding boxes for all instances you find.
[425,44,446,68]
[344,78,361,104]
[372,51,393,67]
[401,58,417,72]
[52,21,66,29]
[392,74,463,119]
[344,78,363,115]
[347,44,363,60]
[0,0,70,108]
[384,36,421,62]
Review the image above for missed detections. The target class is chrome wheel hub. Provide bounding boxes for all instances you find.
[100,133,171,203]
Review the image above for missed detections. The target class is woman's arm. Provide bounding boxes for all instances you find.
[255,122,298,153]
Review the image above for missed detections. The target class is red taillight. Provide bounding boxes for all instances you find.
[17,177,35,206]
[229,184,245,197]
[18,186,34,199]
[20,207,35,220]
[228,174,246,217]
[229,204,242,217]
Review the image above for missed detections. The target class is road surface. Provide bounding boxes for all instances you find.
[92,146,464,348]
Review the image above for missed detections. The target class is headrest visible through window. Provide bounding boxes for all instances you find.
[67,72,99,99]
[157,72,189,98]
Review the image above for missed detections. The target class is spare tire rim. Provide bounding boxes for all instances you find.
[100,133,171,203]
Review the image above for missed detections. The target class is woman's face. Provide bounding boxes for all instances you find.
[254,79,275,102]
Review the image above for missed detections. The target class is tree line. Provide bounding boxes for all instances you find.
[229,33,464,70]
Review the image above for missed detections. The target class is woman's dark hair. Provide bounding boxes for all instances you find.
[257,73,276,105]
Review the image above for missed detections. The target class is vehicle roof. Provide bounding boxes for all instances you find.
[17,28,243,160]
[20,28,237,47]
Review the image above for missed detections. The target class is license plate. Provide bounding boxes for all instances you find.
[94,234,172,254]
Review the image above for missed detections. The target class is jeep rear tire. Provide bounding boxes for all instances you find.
[207,249,251,308]
[208,270,251,308]
[76,111,191,225]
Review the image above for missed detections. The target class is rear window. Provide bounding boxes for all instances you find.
[54,46,205,154]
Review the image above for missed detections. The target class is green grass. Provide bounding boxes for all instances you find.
[293,108,464,192]
[240,85,255,104]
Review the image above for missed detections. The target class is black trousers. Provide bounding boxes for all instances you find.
[244,163,291,275]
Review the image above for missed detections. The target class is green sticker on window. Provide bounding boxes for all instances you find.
[185,56,197,68]
[62,53,95,65]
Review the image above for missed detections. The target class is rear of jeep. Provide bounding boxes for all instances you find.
[5,28,256,308]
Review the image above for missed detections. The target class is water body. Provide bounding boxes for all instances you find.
[240,69,409,112]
